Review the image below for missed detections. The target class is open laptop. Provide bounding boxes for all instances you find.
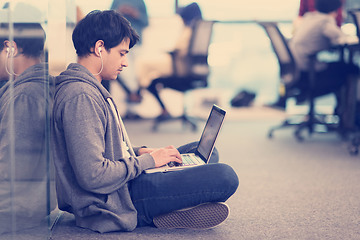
[145,105,226,173]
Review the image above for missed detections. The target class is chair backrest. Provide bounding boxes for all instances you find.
[187,20,215,80]
[348,9,360,38]
[257,21,298,88]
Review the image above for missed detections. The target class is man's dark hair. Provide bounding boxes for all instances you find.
[315,0,342,14]
[72,10,139,57]
[0,23,45,58]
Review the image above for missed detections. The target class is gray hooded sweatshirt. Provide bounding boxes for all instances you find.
[52,63,155,233]
[0,63,57,233]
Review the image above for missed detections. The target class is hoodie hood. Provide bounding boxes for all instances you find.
[56,63,111,100]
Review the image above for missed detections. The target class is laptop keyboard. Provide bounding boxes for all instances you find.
[181,154,199,166]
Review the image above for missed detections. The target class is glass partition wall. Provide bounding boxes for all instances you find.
[0,0,62,238]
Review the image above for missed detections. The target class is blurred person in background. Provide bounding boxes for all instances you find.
[293,0,345,33]
[137,2,203,119]
[289,0,358,116]
[268,0,346,110]
[102,0,148,119]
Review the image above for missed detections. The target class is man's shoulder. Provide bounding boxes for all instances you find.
[54,78,105,110]
[55,79,86,94]
[304,12,335,25]
[0,79,45,104]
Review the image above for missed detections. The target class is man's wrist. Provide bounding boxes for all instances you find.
[138,146,148,155]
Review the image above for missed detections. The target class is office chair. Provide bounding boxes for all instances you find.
[258,21,340,141]
[147,20,215,131]
[346,9,360,63]
[348,9,360,38]
[346,9,360,155]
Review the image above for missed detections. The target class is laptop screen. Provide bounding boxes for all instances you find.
[196,105,226,162]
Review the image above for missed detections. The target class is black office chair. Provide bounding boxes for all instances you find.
[346,9,360,63]
[258,21,340,141]
[348,9,360,37]
[346,9,360,155]
[147,20,215,131]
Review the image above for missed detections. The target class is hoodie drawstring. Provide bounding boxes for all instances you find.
[106,97,136,157]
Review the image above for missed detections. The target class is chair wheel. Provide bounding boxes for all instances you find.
[191,125,197,132]
[152,124,158,132]
[294,131,304,142]
[349,148,358,156]
[348,144,359,156]
[184,122,197,132]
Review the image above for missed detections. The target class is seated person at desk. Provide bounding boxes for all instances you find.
[289,0,359,113]
[267,0,345,110]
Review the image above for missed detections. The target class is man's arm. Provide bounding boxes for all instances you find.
[323,20,348,45]
[60,93,152,194]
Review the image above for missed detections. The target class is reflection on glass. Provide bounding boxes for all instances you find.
[0,1,56,238]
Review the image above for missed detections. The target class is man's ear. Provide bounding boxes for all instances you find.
[94,40,104,57]
[4,40,18,56]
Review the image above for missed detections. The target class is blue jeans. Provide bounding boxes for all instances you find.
[128,141,239,227]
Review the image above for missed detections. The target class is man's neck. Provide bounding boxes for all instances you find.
[78,56,102,83]
[328,11,338,19]
[14,56,41,76]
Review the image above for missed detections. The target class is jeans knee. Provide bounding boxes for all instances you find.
[211,163,239,197]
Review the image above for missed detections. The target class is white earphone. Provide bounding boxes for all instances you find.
[6,47,15,56]
[5,46,19,76]
[93,47,103,76]
[6,47,12,53]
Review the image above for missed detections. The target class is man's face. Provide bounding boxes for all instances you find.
[100,38,130,81]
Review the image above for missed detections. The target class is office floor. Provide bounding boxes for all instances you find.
[3,110,358,240]
[123,116,360,240]
[54,62,360,240]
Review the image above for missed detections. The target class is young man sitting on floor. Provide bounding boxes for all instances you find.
[52,10,239,233]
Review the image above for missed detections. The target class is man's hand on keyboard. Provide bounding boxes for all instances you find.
[168,161,182,167]
[150,145,182,167]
